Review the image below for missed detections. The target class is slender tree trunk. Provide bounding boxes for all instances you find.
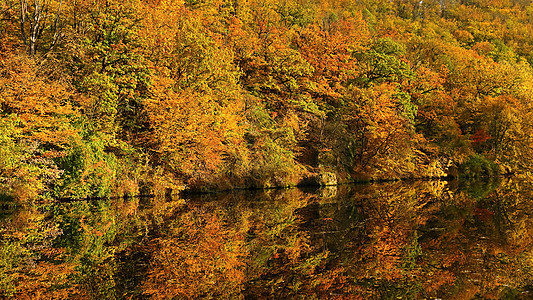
[18,0,63,56]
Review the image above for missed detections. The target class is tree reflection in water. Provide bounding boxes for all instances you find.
[0,178,532,299]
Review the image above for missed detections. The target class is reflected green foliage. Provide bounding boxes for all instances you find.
[455,176,501,199]
[0,179,532,298]
[459,154,500,178]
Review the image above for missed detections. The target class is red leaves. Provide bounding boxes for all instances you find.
[471,129,491,144]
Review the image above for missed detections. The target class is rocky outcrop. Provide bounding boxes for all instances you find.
[299,171,337,186]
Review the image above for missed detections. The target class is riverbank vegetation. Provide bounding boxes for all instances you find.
[2,0,533,200]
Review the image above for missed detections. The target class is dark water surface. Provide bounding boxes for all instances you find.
[1,178,532,299]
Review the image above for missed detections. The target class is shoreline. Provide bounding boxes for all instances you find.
[16,173,515,204]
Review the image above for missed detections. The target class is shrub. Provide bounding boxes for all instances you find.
[459,154,499,178]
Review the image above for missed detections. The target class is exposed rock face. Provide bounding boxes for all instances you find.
[300,171,337,186]
[317,172,337,186]
[428,160,447,178]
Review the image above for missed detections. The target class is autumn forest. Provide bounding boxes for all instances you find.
[2,0,533,201]
[2,0,533,298]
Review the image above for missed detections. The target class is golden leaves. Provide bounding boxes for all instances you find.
[0,54,78,147]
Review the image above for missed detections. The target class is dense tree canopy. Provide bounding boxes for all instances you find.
[2,0,533,199]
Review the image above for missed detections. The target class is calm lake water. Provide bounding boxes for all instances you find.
[1,178,532,299]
